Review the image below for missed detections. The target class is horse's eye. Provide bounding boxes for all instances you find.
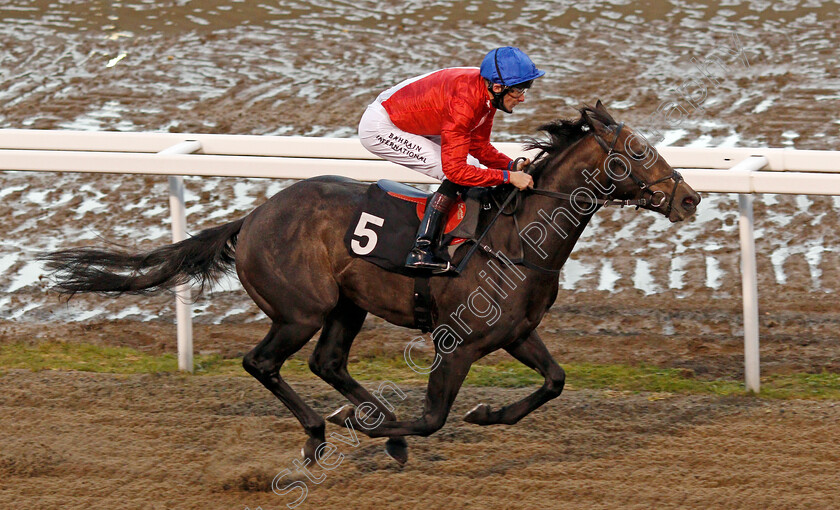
[627,144,647,160]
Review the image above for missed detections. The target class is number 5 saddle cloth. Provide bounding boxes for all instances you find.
[343,180,486,276]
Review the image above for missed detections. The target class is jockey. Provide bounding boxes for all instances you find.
[358,46,543,273]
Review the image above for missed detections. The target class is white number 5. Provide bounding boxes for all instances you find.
[350,212,385,255]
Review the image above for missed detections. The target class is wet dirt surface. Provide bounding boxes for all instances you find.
[1,370,839,509]
[1,0,838,146]
[2,1,840,508]
[3,283,840,508]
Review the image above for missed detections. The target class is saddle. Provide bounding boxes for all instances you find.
[343,180,486,276]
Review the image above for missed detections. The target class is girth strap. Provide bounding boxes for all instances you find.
[413,276,434,333]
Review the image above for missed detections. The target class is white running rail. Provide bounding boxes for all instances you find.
[2,129,840,388]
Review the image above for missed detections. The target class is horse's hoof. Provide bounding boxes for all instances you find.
[385,437,409,465]
[464,403,494,425]
[326,404,356,427]
[301,436,323,461]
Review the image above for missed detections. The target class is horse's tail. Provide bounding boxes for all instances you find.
[41,218,246,298]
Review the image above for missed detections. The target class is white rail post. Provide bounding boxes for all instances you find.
[158,140,202,372]
[730,156,769,393]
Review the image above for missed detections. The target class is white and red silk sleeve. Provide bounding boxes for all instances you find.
[440,98,508,187]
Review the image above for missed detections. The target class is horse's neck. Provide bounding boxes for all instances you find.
[515,138,604,271]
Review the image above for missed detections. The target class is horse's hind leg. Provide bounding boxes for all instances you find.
[307,296,410,464]
[242,321,325,459]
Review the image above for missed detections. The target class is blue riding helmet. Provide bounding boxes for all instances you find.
[480,47,545,87]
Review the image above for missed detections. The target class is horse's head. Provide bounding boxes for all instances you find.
[579,100,700,222]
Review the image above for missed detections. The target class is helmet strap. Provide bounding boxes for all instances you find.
[489,48,513,114]
[488,83,513,114]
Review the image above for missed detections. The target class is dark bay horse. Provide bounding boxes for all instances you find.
[43,101,700,464]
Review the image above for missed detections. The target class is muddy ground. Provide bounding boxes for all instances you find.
[2,369,839,510]
[2,285,840,509]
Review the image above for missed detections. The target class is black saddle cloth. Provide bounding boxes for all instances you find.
[343,180,487,276]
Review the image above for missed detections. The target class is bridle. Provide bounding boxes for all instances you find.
[528,122,684,216]
[590,122,684,215]
[453,121,685,275]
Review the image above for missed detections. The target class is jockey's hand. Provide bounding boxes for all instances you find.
[515,158,532,171]
[509,170,534,191]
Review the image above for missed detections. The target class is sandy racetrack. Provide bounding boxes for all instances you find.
[2,283,840,509]
[1,369,839,510]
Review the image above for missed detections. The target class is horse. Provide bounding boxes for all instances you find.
[42,101,700,465]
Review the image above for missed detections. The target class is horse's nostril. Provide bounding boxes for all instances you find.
[683,196,696,209]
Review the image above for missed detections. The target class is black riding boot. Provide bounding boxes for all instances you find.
[405,192,455,272]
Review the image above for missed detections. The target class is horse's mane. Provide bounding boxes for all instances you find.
[525,103,617,175]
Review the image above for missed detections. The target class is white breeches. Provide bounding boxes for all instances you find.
[358,99,481,182]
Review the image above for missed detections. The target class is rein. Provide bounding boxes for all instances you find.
[528,188,646,209]
[531,122,650,210]
[453,123,684,275]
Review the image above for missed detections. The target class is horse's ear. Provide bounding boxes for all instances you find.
[582,105,610,137]
[594,100,616,124]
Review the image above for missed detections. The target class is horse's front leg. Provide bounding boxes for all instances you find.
[329,348,472,439]
[464,330,565,426]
